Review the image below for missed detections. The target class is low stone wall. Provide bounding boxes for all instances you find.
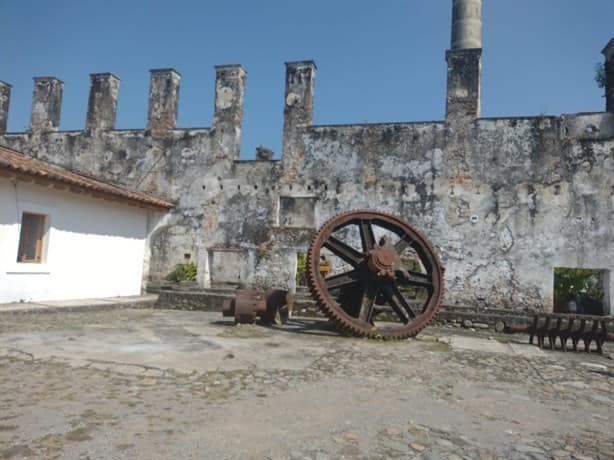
[434,305,534,331]
[155,289,234,311]
[153,287,536,331]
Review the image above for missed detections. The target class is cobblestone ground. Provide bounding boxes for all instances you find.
[0,309,612,460]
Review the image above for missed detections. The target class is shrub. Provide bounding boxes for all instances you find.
[169,262,197,282]
[594,62,606,89]
[296,253,307,285]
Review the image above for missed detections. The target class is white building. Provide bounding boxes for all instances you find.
[0,145,172,303]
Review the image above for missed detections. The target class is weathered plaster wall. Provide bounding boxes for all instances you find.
[1,44,613,311]
[274,113,614,311]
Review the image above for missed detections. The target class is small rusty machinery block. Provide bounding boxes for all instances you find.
[223,289,290,325]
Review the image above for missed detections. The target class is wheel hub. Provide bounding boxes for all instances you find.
[367,244,396,278]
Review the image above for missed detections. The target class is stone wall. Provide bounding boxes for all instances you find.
[1,40,613,312]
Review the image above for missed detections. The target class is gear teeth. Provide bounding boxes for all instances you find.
[306,210,445,340]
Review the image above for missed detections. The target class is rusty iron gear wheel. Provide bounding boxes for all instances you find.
[306,210,444,339]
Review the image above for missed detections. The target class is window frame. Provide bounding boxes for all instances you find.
[16,211,47,264]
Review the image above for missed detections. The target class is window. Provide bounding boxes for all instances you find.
[17,212,46,263]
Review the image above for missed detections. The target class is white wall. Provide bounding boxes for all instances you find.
[0,178,154,303]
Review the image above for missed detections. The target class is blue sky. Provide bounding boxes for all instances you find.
[1,1,612,159]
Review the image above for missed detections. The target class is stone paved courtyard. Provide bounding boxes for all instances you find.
[0,309,612,460]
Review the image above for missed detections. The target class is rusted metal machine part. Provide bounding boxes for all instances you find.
[306,210,444,339]
[495,321,532,334]
[222,289,289,325]
[498,313,613,353]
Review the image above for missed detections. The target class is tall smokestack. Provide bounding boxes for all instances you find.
[446,0,483,121]
[451,0,482,50]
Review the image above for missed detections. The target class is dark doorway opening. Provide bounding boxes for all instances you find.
[553,267,608,315]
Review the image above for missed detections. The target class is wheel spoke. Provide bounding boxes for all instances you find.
[324,236,363,266]
[382,284,416,323]
[394,234,413,253]
[359,220,376,252]
[391,284,418,318]
[411,246,433,274]
[325,270,360,290]
[396,270,433,290]
[358,282,378,323]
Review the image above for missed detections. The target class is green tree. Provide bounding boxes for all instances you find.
[594,62,606,89]
[554,268,603,305]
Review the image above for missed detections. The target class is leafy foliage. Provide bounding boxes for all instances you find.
[594,62,606,89]
[169,262,197,282]
[554,268,603,303]
[296,253,307,285]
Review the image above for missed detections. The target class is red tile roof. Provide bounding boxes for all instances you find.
[0,145,173,210]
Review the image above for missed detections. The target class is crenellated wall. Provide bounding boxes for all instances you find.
[1,4,613,311]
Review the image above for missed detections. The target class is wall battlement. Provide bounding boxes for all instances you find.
[0,66,246,141]
[1,35,613,139]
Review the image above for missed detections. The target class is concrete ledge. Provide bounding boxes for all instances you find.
[0,295,158,315]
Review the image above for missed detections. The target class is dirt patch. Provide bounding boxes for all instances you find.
[216,325,271,339]
[0,444,35,459]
